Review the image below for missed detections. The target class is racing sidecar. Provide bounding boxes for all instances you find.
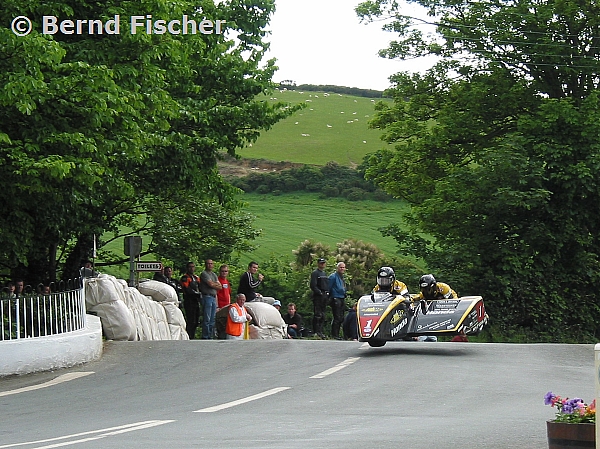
[357,292,488,347]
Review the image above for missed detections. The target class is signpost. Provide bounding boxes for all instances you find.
[124,236,142,287]
[123,236,163,286]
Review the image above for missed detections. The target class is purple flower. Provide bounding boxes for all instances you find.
[544,391,556,406]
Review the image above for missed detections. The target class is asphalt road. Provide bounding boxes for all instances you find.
[0,340,596,449]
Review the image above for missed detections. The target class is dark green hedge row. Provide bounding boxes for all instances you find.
[278,81,385,98]
[229,162,392,201]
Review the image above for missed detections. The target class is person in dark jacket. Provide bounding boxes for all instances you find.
[342,302,358,340]
[310,258,329,339]
[237,261,264,302]
[283,303,303,338]
[180,262,202,339]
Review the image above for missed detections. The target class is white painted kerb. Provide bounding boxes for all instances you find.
[0,314,103,377]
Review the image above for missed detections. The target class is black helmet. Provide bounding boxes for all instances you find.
[377,267,395,290]
[419,274,437,299]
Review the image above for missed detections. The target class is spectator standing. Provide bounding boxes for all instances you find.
[216,264,231,311]
[200,259,222,340]
[164,267,182,301]
[237,261,264,302]
[343,302,358,340]
[14,279,24,298]
[226,293,252,340]
[328,262,347,340]
[283,303,303,338]
[5,281,16,298]
[272,300,281,311]
[153,266,168,283]
[180,262,202,339]
[310,258,329,339]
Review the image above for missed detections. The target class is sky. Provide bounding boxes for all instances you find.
[265,0,436,91]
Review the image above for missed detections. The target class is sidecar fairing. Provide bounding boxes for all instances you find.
[357,292,488,347]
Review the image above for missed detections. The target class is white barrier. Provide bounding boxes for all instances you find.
[0,315,102,376]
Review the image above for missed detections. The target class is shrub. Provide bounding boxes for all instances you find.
[344,187,367,201]
[321,186,339,197]
[255,185,270,194]
[292,240,331,268]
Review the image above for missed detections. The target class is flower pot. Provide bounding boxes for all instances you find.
[546,420,595,448]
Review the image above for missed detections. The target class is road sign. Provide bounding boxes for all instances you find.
[135,261,163,272]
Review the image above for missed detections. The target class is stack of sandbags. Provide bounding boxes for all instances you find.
[245,301,286,339]
[85,275,189,341]
[137,280,188,340]
[85,274,137,341]
[122,286,170,340]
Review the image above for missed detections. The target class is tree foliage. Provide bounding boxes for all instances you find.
[292,239,331,268]
[0,0,299,284]
[230,161,391,200]
[357,0,600,341]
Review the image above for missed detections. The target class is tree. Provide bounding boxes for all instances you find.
[357,0,600,341]
[292,239,331,268]
[0,0,299,284]
[335,238,385,296]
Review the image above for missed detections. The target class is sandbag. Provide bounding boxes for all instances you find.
[244,302,285,339]
[250,325,286,339]
[169,324,188,340]
[137,280,178,303]
[253,296,276,305]
[85,275,124,307]
[163,302,186,327]
[245,301,286,328]
[89,300,136,341]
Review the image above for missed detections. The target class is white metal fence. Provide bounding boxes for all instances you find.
[1,278,86,341]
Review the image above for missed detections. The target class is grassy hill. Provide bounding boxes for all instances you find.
[236,90,392,166]
[98,90,405,278]
[237,192,409,262]
[97,193,411,278]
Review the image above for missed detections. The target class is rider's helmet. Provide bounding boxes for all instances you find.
[419,274,438,299]
[377,267,396,291]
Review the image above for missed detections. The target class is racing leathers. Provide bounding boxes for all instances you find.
[373,280,410,298]
[417,282,457,300]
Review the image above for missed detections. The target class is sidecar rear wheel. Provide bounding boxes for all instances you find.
[368,340,386,347]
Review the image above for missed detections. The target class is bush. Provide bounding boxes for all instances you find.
[321,186,339,197]
[344,187,367,201]
[255,185,270,194]
[371,189,391,202]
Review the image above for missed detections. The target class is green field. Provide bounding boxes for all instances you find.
[237,90,392,166]
[238,192,409,262]
[98,91,402,277]
[97,193,410,279]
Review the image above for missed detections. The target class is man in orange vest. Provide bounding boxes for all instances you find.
[226,293,253,340]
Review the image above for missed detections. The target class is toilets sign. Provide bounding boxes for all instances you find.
[135,262,163,272]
